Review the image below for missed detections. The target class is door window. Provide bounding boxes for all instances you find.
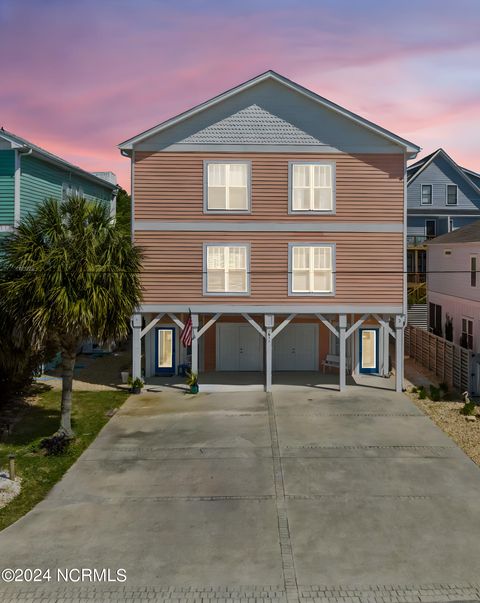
[360,329,377,371]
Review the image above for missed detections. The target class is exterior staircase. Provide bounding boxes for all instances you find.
[408,304,428,330]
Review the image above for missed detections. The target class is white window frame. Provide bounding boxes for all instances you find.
[446,184,458,206]
[203,243,250,296]
[461,316,474,350]
[204,161,251,214]
[288,161,336,214]
[288,243,335,296]
[421,184,432,205]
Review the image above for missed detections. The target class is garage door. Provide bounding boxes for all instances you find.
[216,324,263,371]
[273,324,318,371]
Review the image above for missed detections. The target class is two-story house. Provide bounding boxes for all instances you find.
[119,71,420,392]
[407,149,480,295]
[427,221,480,351]
[0,128,117,240]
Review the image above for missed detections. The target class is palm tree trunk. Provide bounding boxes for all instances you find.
[59,346,77,438]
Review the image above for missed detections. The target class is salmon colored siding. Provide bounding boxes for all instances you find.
[136,231,403,304]
[134,152,404,222]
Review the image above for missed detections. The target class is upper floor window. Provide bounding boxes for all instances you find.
[461,317,473,350]
[204,162,250,212]
[204,244,249,294]
[421,184,432,205]
[289,162,335,213]
[446,184,458,205]
[471,256,477,287]
[62,182,83,201]
[289,244,334,295]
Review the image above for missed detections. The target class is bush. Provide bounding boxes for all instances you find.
[410,386,418,394]
[429,385,441,402]
[39,434,70,456]
[418,387,427,400]
[460,399,476,416]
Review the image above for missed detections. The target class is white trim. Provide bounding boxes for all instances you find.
[203,242,250,296]
[446,183,458,206]
[345,314,368,339]
[118,71,420,154]
[241,313,266,338]
[196,313,221,339]
[271,313,296,339]
[14,150,21,226]
[203,160,251,214]
[166,312,185,330]
[140,313,165,339]
[288,243,335,296]
[315,313,339,338]
[140,304,404,314]
[420,183,433,205]
[0,225,15,232]
[288,161,336,215]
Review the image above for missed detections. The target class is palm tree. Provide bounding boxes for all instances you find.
[0,196,142,437]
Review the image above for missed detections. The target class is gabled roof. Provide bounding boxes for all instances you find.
[428,219,480,245]
[118,70,420,155]
[0,128,117,190]
[407,148,480,195]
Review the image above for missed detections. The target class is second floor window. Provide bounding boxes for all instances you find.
[290,244,334,294]
[446,184,458,205]
[290,163,334,213]
[461,318,473,350]
[471,256,477,287]
[421,184,432,205]
[205,162,249,212]
[205,245,248,294]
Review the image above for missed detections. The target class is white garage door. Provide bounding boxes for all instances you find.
[217,324,263,371]
[273,324,318,371]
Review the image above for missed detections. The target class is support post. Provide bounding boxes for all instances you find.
[264,314,274,393]
[395,315,406,392]
[339,314,347,391]
[191,313,199,375]
[382,315,390,377]
[131,313,142,380]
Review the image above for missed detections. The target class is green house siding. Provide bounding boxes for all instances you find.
[0,150,15,224]
[20,155,112,219]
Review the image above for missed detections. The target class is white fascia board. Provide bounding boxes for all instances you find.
[118,71,421,155]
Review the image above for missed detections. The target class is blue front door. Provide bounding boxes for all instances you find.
[155,327,175,375]
[359,328,379,374]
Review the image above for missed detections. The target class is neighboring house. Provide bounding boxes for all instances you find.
[407,149,480,290]
[0,128,117,240]
[427,221,480,353]
[119,70,420,392]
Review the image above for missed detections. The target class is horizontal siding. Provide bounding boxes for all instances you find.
[0,150,15,224]
[20,155,112,220]
[134,152,404,222]
[136,231,403,305]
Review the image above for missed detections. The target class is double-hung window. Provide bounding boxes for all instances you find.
[290,162,335,213]
[471,256,477,287]
[461,318,473,350]
[446,184,458,205]
[205,162,250,212]
[290,244,334,294]
[421,184,432,205]
[205,244,249,294]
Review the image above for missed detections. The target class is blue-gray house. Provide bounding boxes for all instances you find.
[407,148,480,283]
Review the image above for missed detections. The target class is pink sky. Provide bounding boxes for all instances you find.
[1,0,479,191]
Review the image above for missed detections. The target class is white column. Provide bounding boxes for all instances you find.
[191,313,199,374]
[339,314,347,391]
[131,313,142,380]
[382,315,390,377]
[395,315,406,392]
[264,314,274,393]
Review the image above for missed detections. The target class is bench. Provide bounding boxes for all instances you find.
[322,354,340,373]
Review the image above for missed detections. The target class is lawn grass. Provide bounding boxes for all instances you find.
[0,387,129,531]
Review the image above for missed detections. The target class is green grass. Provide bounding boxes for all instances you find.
[0,387,128,531]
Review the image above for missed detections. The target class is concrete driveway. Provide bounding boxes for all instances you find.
[1,387,480,603]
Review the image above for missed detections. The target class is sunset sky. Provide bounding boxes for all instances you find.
[1,0,479,191]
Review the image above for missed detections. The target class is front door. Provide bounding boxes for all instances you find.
[359,328,378,374]
[155,327,175,375]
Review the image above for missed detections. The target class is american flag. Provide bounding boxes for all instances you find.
[180,312,193,347]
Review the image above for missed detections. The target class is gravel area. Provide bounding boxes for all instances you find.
[406,387,480,467]
[0,472,21,510]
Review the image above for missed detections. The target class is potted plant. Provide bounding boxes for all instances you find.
[186,371,199,394]
[128,376,144,394]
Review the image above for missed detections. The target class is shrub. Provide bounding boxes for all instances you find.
[439,382,449,393]
[410,386,418,394]
[40,434,70,456]
[429,385,441,402]
[418,388,427,400]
